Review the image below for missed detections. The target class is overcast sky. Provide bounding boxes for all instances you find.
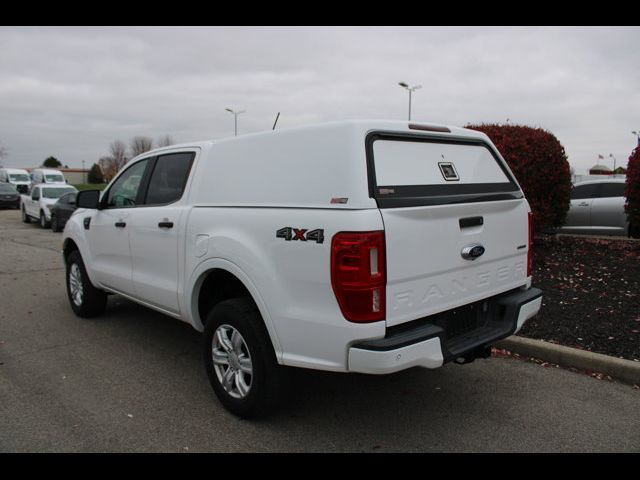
[1,26,638,174]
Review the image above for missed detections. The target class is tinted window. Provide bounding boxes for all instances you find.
[145,153,194,205]
[571,184,599,199]
[106,159,149,208]
[42,187,76,199]
[59,192,77,204]
[45,174,65,182]
[598,183,625,198]
[9,174,29,182]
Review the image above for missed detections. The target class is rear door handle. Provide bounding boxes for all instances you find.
[578,202,590,207]
[158,221,174,229]
[114,221,126,228]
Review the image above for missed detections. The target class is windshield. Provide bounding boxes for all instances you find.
[0,184,17,193]
[42,187,75,199]
[45,174,65,182]
[9,174,30,182]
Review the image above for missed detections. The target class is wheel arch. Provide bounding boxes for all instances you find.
[188,259,283,361]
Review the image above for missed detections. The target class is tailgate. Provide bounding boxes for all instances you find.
[367,132,530,327]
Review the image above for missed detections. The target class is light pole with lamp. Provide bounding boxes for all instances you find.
[398,82,422,120]
[225,108,246,136]
[609,153,617,172]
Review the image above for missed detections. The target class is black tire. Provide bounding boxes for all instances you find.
[51,214,61,232]
[630,223,640,239]
[21,206,30,223]
[65,250,107,318]
[203,297,289,418]
[39,210,50,229]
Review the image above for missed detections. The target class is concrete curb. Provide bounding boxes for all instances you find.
[495,336,640,386]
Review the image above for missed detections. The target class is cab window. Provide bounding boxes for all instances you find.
[105,159,149,208]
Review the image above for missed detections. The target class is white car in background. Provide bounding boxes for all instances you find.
[0,167,31,194]
[558,178,632,237]
[21,183,78,228]
[30,168,67,186]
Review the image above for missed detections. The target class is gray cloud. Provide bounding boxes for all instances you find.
[0,26,638,173]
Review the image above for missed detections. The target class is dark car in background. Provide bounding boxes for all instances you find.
[0,183,20,209]
[50,191,77,232]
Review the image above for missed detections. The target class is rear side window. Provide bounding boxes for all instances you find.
[598,183,625,198]
[144,153,194,205]
[571,184,600,199]
[367,133,521,208]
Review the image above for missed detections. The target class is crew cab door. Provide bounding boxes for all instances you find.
[27,186,40,216]
[87,158,151,293]
[590,182,627,234]
[368,133,529,327]
[564,183,599,231]
[127,152,195,314]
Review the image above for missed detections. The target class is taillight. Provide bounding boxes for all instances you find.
[527,212,534,278]
[331,231,386,322]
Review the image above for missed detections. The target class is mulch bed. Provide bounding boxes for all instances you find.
[519,235,640,362]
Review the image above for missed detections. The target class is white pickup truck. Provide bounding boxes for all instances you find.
[62,120,542,417]
[22,183,77,228]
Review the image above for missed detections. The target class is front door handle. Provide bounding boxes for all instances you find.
[578,202,590,207]
[114,221,126,228]
[158,221,174,229]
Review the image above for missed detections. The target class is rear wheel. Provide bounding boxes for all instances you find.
[203,298,288,418]
[66,250,107,318]
[21,206,30,223]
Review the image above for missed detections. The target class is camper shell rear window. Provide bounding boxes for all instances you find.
[365,132,522,208]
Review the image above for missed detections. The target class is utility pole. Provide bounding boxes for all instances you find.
[225,108,246,136]
[398,82,422,120]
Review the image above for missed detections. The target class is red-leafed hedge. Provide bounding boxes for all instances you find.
[625,146,640,235]
[465,123,572,233]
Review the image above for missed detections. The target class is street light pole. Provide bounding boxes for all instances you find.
[398,82,422,120]
[225,108,246,136]
[609,154,616,172]
[82,160,86,184]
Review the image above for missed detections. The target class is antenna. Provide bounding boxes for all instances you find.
[272,112,280,130]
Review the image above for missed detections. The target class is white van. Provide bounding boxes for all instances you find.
[30,168,67,186]
[0,168,32,193]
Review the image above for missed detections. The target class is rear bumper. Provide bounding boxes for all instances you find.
[348,287,542,374]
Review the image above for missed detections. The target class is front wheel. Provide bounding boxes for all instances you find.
[203,298,289,418]
[66,250,107,318]
[39,210,50,229]
[51,214,61,232]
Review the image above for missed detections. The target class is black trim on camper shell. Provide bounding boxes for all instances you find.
[364,132,523,208]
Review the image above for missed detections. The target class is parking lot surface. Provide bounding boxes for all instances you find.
[0,209,638,452]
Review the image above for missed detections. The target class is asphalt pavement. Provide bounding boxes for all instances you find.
[0,209,638,452]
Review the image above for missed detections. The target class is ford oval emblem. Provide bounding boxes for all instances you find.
[461,244,485,260]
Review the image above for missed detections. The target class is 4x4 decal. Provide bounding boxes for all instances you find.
[276,227,324,244]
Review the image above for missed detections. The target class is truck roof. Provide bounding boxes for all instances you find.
[136,120,489,158]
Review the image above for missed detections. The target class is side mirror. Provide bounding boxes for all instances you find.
[76,190,101,209]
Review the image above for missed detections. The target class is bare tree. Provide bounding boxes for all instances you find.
[98,156,119,182]
[130,136,153,157]
[157,134,174,147]
[109,140,128,170]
